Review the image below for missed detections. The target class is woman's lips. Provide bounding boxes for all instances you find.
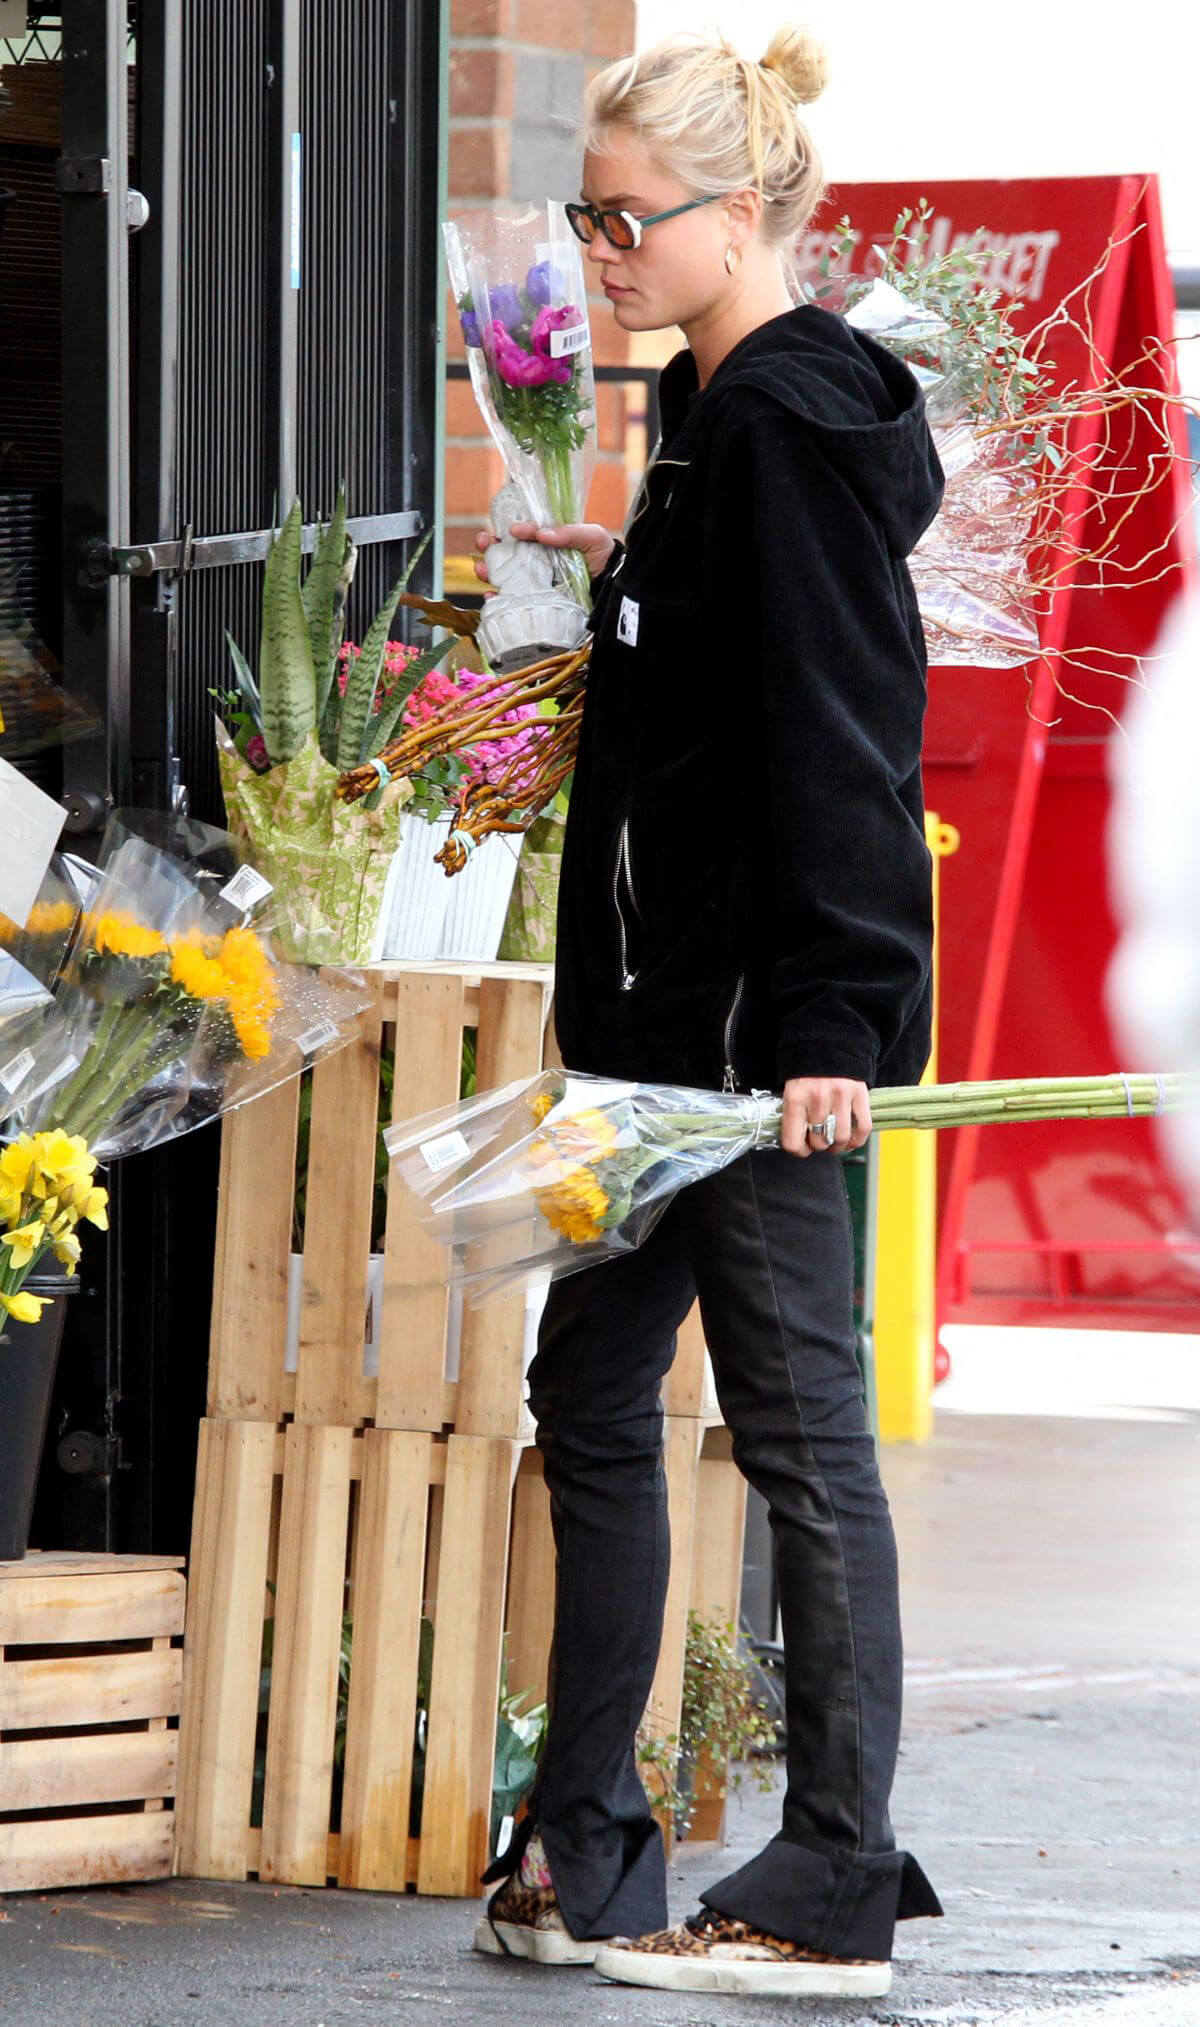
[604,283,632,298]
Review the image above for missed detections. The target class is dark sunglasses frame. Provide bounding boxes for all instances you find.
[564,194,721,251]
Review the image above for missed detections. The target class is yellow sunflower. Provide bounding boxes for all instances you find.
[87,911,168,960]
[535,1165,610,1245]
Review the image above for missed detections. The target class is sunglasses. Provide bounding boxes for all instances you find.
[564,194,721,251]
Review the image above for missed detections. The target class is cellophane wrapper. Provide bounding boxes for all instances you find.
[0,853,83,1089]
[384,1068,782,1305]
[842,276,1041,668]
[443,203,597,611]
[1,809,373,1158]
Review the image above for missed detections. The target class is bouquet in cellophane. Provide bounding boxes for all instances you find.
[0,809,372,1162]
[386,1067,1199,1305]
[444,203,597,613]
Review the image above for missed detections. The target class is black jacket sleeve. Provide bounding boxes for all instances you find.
[585,538,626,631]
[724,388,934,1089]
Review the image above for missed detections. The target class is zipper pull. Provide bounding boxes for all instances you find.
[722,1065,737,1094]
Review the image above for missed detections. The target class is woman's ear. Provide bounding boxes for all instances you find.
[724,184,764,246]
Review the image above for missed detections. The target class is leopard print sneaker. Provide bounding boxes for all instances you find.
[593,1907,892,1997]
[473,1837,599,1966]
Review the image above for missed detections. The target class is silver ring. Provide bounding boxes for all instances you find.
[808,1112,838,1146]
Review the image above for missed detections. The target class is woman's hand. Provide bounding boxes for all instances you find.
[473,520,616,586]
[780,1076,873,1158]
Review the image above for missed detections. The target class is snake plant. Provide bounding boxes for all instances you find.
[227,492,450,772]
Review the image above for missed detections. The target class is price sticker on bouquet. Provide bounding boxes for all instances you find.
[549,321,589,359]
[219,864,274,918]
[0,1048,35,1096]
[295,1019,341,1063]
[419,1129,471,1174]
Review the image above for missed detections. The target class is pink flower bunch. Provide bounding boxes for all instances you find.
[337,638,421,703]
[403,665,542,794]
[487,302,583,391]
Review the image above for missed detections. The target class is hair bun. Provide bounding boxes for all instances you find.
[760,24,829,105]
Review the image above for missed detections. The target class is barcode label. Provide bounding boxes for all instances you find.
[0,1048,34,1094]
[420,1129,470,1173]
[295,1019,340,1058]
[220,864,274,913]
[549,320,589,359]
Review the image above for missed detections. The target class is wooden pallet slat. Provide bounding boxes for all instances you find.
[337,1429,432,1889]
[455,977,551,1439]
[259,1424,354,1886]
[296,980,384,1427]
[417,1435,520,1897]
[175,1419,276,1881]
[207,1077,300,1421]
[503,1450,556,1710]
[0,1647,181,1732]
[377,972,467,1432]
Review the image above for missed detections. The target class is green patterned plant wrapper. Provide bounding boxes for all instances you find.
[496,851,562,963]
[217,724,411,964]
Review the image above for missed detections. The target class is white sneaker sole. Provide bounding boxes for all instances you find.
[592,1943,892,1998]
[473,1916,600,1966]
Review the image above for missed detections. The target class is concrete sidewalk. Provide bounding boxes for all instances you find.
[2,1408,1198,2025]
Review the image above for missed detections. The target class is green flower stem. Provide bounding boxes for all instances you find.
[542,443,592,611]
[46,1000,124,1125]
[56,1012,171,1146]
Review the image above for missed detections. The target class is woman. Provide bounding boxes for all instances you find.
[471,25,945,2001]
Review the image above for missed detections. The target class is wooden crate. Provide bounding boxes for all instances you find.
[0,1552,184,1894]
[180,961,747,1896]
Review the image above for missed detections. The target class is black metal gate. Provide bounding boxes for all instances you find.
[1,0,446,1551]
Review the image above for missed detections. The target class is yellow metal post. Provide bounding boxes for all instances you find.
[874,814,960,1442]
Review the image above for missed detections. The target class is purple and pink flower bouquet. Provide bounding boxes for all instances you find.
[444,203,597,610]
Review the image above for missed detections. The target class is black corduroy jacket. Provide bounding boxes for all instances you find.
[552,302,946,1096]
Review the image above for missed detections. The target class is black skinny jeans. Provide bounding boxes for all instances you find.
[482,1145,943,1959]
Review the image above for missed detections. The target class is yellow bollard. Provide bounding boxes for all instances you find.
[874,814,960,1443]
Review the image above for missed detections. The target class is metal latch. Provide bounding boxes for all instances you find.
[56,156,113,195]
[84,509,426,586]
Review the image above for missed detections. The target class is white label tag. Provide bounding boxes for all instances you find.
[295,1018,340,1058]
[420,1129,471,1174]
[220,864,274,914]
[549,321,589,359]
[617,596,640,647]
[0,1048,35,1095]
[0,758,68,929]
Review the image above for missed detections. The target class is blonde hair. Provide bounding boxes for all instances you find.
[579,26,830,289]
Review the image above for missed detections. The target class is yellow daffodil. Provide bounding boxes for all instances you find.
[29,1128,94,1194]
[1,1219,46,1270]
[0,1139,37,1195]
[52,1231,82,1267]
[0,1288,45,1324]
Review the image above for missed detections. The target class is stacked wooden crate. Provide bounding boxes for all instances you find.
[0,1552,184,1892]
[176,961,744,1897]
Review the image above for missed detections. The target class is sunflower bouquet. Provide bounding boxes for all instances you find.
[386,1068,1200,1303]
[0,811,373,1160]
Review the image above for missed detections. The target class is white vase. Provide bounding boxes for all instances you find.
[439,832,524,962]
[373,811,454,960]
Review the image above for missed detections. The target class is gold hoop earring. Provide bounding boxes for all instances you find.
[724,244,742,276]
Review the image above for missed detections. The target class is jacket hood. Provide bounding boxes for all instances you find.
[659,303,945,558]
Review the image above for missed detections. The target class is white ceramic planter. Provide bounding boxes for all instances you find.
[373,811,454,960]
[439,832,524,962]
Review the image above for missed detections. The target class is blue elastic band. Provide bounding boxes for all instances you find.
[367,756,391,787]
[449,828,478,861]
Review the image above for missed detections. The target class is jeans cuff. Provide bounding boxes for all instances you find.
[700,1833,943,1959]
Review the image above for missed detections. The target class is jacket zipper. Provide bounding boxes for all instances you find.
[613,817,642,991]
[722,974,746,1092]
[621,454,691,544]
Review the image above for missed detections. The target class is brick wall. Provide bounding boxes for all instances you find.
[444,0,638,576]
